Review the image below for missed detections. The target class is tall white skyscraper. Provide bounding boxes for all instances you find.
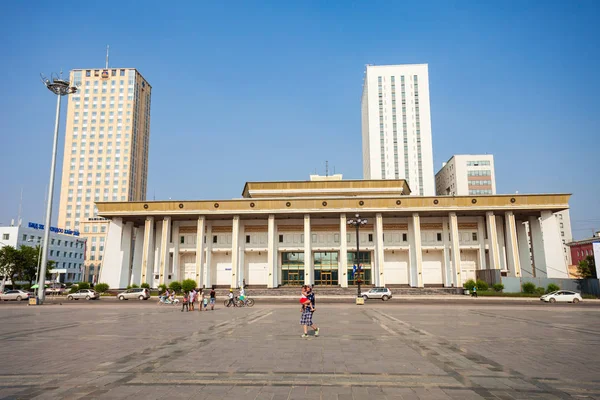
[361,64,435,195]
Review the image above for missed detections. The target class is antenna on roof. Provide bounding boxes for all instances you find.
[105,45,110,69]
[325,160,329,177]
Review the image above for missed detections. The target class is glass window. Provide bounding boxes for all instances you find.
[313,252,339,286]
[472,232,478,241]
[279,234,284,243]
[281,252,305,286]
[347,252,372,285]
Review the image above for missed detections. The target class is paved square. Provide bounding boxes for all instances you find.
[0,300,599,399]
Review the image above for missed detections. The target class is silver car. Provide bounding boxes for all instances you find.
[67,289,100,300]
[0,290,31,301]
[118,288,150,300]
[361,287,393,301]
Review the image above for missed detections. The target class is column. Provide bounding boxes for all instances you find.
[374,213,385,287]
[131,225,145,285]
[153,220,163,286]
[158,217,171,286]
[486,212,501,270]
[540,211,569,278]
[171,222,180,282]
[449,213,461,287]
[140,217,154,285]
[495,215,507,270]
[504,212,522,277]
[238,222,246,287]
[408,213,423,287]
[99,218,133,289]
[516,220,533,277]
[529,216,546,277]
[304,214,313,286]
[477,216,487,270]
[339,214,348,288]
[442,216,451,287]
[204,223,213,287]
[231,216,241,289]
[267,215,277,288]
[195,217,205,287]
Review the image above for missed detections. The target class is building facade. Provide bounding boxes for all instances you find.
[361,64,435,196]
[56,67,152,282]
[435,155,496,196]
[0,223,86,283]
[567,232,600,266]
[98,180,570,289]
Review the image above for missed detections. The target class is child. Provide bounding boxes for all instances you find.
[300,285,314,311]
[181,292,189,312]
[203,292,209,310]
[227,289,235,307]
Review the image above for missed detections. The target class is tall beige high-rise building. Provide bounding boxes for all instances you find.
[57,67,151,283]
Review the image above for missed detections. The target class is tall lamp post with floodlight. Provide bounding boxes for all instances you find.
[37,74,77,304]
[347,214,367,299]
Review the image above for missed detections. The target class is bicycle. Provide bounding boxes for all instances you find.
[224,296,238,307]
[237,297,255,307]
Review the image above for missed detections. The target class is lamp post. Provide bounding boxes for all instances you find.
[38,74,77,304]
[347,214,367,298]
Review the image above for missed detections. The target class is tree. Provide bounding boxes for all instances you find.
[0,246,19,292]
[19,246,39,286]
[577,256,597,279]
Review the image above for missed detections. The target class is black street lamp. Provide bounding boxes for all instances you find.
[347,214,367,298]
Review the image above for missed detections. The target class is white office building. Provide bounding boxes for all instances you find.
[0,223,87,283]
[361,64,435,196]
[435,155,497,196]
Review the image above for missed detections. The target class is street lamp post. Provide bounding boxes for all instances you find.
[347,214,367,298]
[37,74,77,304]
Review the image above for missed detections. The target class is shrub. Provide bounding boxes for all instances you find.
[66,282,73,287]
[168,281,182,293]
[158,284,167,293]
[77,282,91,290]
[95,283,109,293]
[463,279,476,291]
[522,282,536,294]
[546,283,560,293]
[22,284,31,290]
[126,285,132,289]
[141,283,150,289]
[69,285,79,294]
[475,280,488,291]
[492,283,504,292]
[130,283,139,288]
[181,279,197,293]
[535,286,546,295]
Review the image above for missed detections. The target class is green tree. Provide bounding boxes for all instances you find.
[0,246,19,292]
[19,246,39,286]
[577,255,597,279]
[168,281,182,293]
[181,279,197,293]
[95,283,109,293]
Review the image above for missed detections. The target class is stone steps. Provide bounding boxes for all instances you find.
[208,287,462,297]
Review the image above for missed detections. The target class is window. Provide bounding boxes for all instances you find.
[212,235,217,244]
[246,235,250,244]
[436,233,442,242]
[180,236,185,244]
[279,234,284,243]
[472,232,478,241]
[560,223,564,228]
[368,234,373,242]
[402,233,407,242]
[120,69,125,76]
[2,233,8,240]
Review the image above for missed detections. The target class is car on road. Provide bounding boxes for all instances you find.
[0,290,31,301]
[540,290,582,303]
[118,288,150,300]
[46,285,67,295]
[67,289,100,300]
[361,287,392,301]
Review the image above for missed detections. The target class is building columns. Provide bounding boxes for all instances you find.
[204,223,213,287]
[267,215,277,288]
[516,220,532,277]
[158,217,171,286]
[495,215,507,270]
[529,216,546,277]
[339,214,348,288]
[477,216,487,270]
[374,213,385,287]
[486,212,501,270]
[140,217,154,285]
[99,218,133,289]
[408,213,423,287]
[540,211,569,278]
[304,214,313,286]
[195,217,205,287]
[131,225,145,285]
[231,216,241,289]
[442,216,451,287]
[171,222,180,282]
[449,213,461,287]
[504,212,521,277]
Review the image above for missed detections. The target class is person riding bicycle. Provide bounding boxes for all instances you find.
[239,287,246,302]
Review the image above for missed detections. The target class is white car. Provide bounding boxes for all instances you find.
[67,289,100,300]
[0,290,30,301]
[118,288,150,300]
[540,290,582,303]
[361,287,392,301]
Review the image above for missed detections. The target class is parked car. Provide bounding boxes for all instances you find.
[66,289,100,300]
[118,288,150,300]
[361,287,392,301]
[540,290,582,303]
[46,285,67,295]
[0,290,31,301]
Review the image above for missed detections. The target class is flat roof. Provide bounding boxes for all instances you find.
[242,179,411,198]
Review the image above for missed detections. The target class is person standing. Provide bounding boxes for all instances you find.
[198,289,204,311]
[181,292,189,312]
[189,289,196,311]
[210,287,216,310]
[300,303,319,338]
[471,285,477,298]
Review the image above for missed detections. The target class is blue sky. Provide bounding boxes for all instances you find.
[1,0,599,239]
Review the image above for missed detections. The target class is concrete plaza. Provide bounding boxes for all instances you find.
[0,300,599,399]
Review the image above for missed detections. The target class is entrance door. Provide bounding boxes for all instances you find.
[320,271,332,285]
[287,271,301,286]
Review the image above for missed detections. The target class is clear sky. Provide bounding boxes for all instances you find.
[1,0,599,239]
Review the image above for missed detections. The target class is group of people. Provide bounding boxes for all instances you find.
[181,287,216,312]
[299,285,319,338]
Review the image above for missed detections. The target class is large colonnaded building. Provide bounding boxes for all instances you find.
[98,178,570,290]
